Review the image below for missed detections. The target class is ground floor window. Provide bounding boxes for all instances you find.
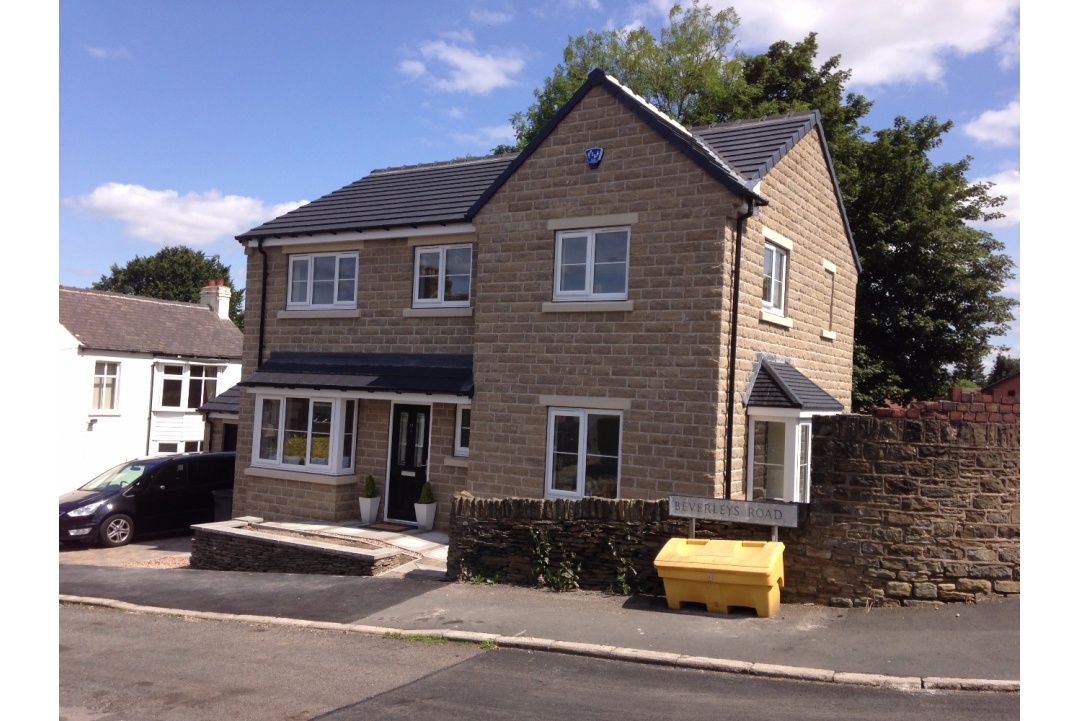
[255,394,356,474]
[545,408,621,499]
[454,405,471,457]
[747,413,813,503]
[157,440,201,454]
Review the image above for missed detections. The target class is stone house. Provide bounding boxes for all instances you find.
[58,283,243,493]
[231,69,859,528]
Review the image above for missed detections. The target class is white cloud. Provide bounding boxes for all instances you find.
[970,168,1020,228]
[638,0,1019,87]
[86,46,130,59]
[446,106,466,119]
[451,124,516,147]
[402,40,524,94]
[399,59,426,77]
[65,183,306,246]
[963,100,1020,146]
[470,8,514,25]
[441,29,476,44]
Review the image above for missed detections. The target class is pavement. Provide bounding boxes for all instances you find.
[59,522,1020,693]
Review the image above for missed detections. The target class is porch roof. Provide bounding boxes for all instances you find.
[747,358,842,412]
[240,352,473,396]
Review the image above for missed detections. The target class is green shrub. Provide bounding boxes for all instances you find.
[362,474,378,498]
[418,481,434,504]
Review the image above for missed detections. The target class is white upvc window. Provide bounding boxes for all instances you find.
[553,228,629,301]
[157,364,221,410]
[746,411,817,503]
[157,441,201,454]
[413,244,472,307]
[454,405,471,458]
[288,252,359,309]
[762,241,788,314]
[254,394,357,475]
[92,361,119,410]
[545,408,621,499]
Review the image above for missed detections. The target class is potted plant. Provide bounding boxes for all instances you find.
[358,474,381,525]
[283,436,306,465]
[414,481,436,532]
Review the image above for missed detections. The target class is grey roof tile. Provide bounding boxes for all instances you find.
[691,112,818,183]
[748,358,842,412]
[198,384,241,415]
[237,155,516,241]
[241,352,473,396]
[59,287,243,359]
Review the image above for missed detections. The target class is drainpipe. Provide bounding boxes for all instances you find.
[724,200,756,499]
[257,239,268,367]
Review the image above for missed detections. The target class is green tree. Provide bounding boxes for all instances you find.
[504,1,741,151]
[986,353,1020,384]
[847,117,1015,402]
[93,246,245,329]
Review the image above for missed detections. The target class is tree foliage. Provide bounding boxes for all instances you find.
[503,5,1017,408]
[504,1,741,151]
[93,246,245,328]
[987,354,1020,385]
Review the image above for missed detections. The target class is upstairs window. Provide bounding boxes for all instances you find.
[158,364,220,410]
[762,242,788,314]
[413,245,472,307]
[554,228,629,301]
[288,252,358,310]
[92,361,119,410]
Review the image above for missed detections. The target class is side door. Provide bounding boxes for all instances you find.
[385,404,430,523]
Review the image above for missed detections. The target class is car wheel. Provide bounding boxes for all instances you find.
[99,514,134,547]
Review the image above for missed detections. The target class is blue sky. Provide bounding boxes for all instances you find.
[57,0,1020,357]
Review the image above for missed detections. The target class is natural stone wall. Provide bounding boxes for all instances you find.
[190,524,410,576]
[449,413,1019,606]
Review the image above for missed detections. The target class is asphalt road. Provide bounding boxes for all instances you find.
[60,606,1019,721]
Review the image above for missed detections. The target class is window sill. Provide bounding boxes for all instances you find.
[403,307,473,318]
[821,329,837,340]
[278,309,360,319]
[243,466,358,486]
[443,455,469,468]
[88,410,121,417]
[760,310,793,328]
[542,300,634,313]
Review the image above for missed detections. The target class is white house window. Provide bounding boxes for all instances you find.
[413,245,472,307]
[545,408,621,499]
[92,361,119,410]
[454,405,471,457]
[747,414,813,503]
[157,441,201,454]
[288,252,358,309]
[254,395,356,474]
[762,242,787,313]
[158,364,220,409]
[554,228,629,301]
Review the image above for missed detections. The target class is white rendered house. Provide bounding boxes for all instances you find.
[58,283,243,493]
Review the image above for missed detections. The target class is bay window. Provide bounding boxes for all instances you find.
[746,412,814,503]
[255,394,356,474]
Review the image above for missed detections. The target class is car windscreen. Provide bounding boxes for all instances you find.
[79,459,164,492]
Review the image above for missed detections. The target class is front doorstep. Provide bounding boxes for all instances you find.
[189,520,413,576]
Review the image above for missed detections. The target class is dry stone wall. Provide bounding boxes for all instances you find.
[449,407,1019,606]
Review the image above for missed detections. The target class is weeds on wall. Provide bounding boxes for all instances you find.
[530,527,580,591]
[607,535,639,596]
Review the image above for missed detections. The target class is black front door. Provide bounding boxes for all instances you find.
[386,404,430,522]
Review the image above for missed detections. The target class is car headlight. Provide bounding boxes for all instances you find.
[68,500,107,518]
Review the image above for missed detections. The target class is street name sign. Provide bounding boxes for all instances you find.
[668,495,800,528]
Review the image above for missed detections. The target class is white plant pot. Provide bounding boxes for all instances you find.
[414,502,437,532]
[358,496,381,525]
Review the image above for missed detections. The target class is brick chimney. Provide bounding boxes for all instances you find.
[200,279,232,320]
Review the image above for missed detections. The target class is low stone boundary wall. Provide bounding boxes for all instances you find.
[449,414,1020,607]
[190,521,410,576]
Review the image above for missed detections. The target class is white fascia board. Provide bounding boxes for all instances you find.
[246,223,476,248]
